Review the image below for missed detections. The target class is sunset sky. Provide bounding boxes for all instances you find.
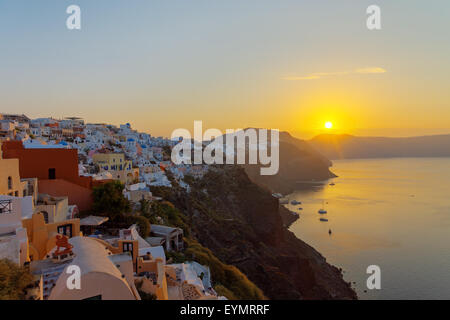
[1,0,449,139]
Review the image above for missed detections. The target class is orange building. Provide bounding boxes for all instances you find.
[2,141,93,212]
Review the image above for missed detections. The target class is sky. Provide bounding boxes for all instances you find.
[0,0,449,139]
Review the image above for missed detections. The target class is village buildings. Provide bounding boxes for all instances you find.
[0,114,219,301]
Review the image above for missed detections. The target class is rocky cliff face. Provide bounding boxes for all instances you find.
[244,131,335,195]
[155,166,356,300]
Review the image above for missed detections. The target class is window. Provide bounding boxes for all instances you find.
[123,242,133,253]
[42,211,49,224]
[0,200,13,214]
[48,168,56,180]
[7,176,12,190]
[57,224,73,238]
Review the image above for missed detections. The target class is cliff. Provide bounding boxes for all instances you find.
[243,130,335,195]
[153,166,356,300]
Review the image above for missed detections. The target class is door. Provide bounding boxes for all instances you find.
[48,168,56,180]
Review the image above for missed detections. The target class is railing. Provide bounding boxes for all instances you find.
[0,199,13,214]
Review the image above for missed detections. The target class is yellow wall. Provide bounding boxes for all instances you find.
[93,153,125,170]
[22,213,81,261]
[91,237,169,300]
[0,157,22,196]
[93,153,138,184]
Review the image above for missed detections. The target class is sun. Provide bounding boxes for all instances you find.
[325,121,333,129]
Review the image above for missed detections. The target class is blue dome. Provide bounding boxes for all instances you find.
[127,138,135,142]
[59,141,68,145]
[141,144,147,148]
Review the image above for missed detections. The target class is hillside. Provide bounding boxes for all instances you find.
[242,130,336,195]
[310,134,450,159]
[152,166,357,300]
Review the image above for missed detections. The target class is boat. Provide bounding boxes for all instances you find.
[272,193,283,199]
[298,207,303,211]
[329,182,335,186]
[318,200,327,214]
[320,218,328,222]
[290,200,302,205]
[279,199,289,205]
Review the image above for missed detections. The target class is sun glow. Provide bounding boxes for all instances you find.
[325,121,333,129]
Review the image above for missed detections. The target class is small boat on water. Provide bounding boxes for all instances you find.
[329,182,335,186]
[290,200,302,205]
[279,199,289,205]
[272,193,283,199]
[320,218,328,222]
[318,200,327,214]
[298,207,303,211]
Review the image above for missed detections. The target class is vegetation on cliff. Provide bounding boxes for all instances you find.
[0,259,34,300]
[152,166,357,300]
[92,181,131,221]
[138,191,265,300]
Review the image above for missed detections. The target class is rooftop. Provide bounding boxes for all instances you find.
[80,215,109,226]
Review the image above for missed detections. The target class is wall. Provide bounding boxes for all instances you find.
[0,158,21,196]
[0,197,23,234]
[50,270,137,300]
[137,257,168,300]
[93,153,125,170]
[93,153,138,184]
[35,196,68,224]
[22,213,81,260]
[48,237,139,300]
[38,179,93,212]
[127,190,152,203]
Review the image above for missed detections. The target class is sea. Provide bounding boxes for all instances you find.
[287,158,450,300]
